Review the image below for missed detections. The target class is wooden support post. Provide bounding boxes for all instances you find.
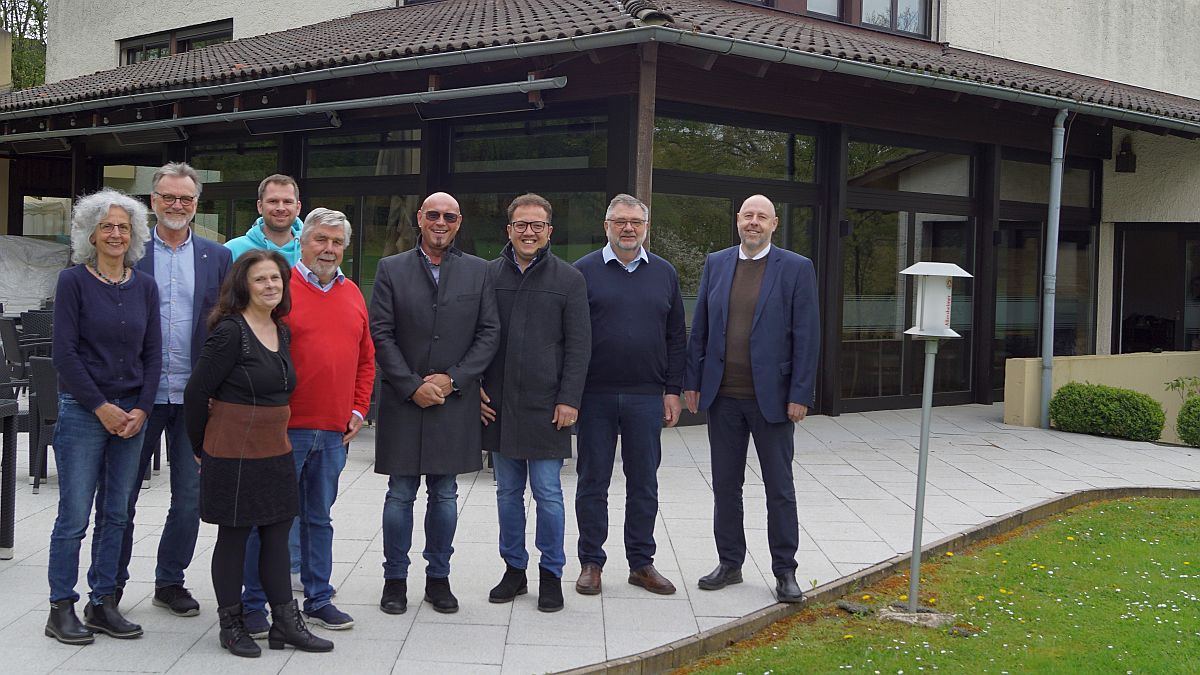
[634,42,657,208]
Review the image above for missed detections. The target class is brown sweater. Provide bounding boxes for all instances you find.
[718,256,767,399]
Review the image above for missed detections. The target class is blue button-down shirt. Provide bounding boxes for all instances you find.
[418,246,441,285]
[152,227,195,404]
[602,242,649,273]
[294,259,345,292]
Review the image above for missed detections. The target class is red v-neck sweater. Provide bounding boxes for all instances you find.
[284,267,376,432]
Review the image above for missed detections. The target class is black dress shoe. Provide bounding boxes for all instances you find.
[83,595,143,639]
[537,567,564,613]
[45,600,94,645]
[775,571,805,603]
[698,563,743,590]
[423,576,459,614]
[380,579,408,615]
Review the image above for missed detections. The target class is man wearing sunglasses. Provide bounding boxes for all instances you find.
[479,194,590,613]
[106,162,231,617]
[369,192,500,616]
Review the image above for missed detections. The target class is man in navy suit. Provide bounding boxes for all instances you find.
[684,194,819,603]
[110,162,232,615]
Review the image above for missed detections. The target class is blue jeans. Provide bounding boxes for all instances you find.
[575,392,664,570]
[244,429,347,614]
[382,474,457,580]
[492,453,565,577]
[48,394,147,603]
[111,403,200,589]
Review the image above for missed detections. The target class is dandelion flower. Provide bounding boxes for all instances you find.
[946,552,954,557]
[844,634,854,639]
[862,595,872,601]
[977,595,986,601]
[900,594,909,601]
[1066,536,1075,541]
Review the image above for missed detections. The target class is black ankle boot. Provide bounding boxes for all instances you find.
[488,565,528,603]
[83,595,143,639]
[538,566,564,613]
[424,576,459,614]
[268,599,333,653]
[217,604,261,658]
[46,600,94,645]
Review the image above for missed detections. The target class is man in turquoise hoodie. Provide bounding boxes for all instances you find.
[225,174,304,264]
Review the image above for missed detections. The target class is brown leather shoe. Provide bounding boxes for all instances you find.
[628,565,677,595]
[575,563,602,595]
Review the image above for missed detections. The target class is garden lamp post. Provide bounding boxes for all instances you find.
[900,262,972,613]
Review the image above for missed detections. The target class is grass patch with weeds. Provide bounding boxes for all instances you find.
[680,497,1200,674]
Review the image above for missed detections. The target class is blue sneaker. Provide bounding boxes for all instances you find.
[303,603,355,630]
[244,610,270,639]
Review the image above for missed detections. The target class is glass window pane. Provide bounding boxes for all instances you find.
[1187,241,1200,351]
[191,141,279,183]
[305,196,359,281]
[451,117,606,173]
[849,142,970,196]
[360,195,421,304]
[1055,227,1095,356]
[862,0,892,27]
[306,130,421,178]
[897,0,927,33]
[772,204,815,260]
[906,214,973,394]
[194,199,229,243]
[22,196,72,242]
[1000,160,1092,207]
[808,0,839,16]
[651,193,733,324]
[842,209,905,398]
[993,221,1041,386]
[655,117,816,182]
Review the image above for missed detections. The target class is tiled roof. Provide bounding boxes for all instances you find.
[2,0,1198,126]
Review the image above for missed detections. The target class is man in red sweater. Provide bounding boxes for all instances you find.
[240,207,375,634]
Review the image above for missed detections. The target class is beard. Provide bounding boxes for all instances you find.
[157,213,191,231]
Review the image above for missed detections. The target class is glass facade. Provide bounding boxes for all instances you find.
[306,130,421,178]
[451,117,606,172]
[655,117,816,182]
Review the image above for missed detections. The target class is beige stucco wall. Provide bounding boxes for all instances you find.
[1004,352,1200,445]
[942,0,1200,100]
[1102,131,1200,224]
[47,1,394,83]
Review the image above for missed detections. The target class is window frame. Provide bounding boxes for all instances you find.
[120,19,233,66]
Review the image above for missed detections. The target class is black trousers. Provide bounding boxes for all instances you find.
[211,518,292,609]
[706,395,799,575]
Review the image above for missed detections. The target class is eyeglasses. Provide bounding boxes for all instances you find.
[98,222,132,235]
[154,192,196,206]
[607,219,646,229]
[422,210,460,224]
[509,220,549,233]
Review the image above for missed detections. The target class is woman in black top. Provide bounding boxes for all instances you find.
[184,250,332,658]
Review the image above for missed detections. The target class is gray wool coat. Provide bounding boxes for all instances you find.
[482,247,591,460]
[369,245,500,476]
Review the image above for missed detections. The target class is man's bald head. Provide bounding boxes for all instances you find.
[736,194,779,257]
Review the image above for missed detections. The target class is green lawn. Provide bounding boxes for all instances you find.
[685,498,1200,674]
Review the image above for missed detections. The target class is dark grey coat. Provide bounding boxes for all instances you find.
[482,247,591,460]
[369,245,500,476]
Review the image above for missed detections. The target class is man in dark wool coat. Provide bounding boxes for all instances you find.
[369,191,500,616]
[480,193,591,613]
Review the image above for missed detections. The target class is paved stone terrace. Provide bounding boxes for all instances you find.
[3,403,1198,673]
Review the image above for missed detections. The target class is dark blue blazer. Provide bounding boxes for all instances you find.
[136,231,233,367]
[684,245,820,424]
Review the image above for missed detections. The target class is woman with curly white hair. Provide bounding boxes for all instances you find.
[45,188,161,646]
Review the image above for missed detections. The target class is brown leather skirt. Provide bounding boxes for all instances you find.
[203,400,291,460]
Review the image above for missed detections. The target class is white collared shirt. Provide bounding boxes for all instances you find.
[602,243,649,273]
[738,242,772,261]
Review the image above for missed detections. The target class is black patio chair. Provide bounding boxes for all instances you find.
[19,310,54,339]
[28,357,57,494]
[0,317,51,387]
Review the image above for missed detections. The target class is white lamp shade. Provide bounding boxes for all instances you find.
[900,262,972,339]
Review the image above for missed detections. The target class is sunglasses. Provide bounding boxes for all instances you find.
[421,210,461,224]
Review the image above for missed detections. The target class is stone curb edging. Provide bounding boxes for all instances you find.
[558,486,1200,675]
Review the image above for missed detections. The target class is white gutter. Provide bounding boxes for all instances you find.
[1040,109,1070,429]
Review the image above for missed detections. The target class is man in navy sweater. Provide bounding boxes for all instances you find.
[572,194,686,596]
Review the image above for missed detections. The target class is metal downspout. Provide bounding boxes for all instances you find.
[1040,108,1070,429]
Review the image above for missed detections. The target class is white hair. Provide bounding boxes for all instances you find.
[300,207,352,244]
[605,193,650,222]
[69,188,151,266]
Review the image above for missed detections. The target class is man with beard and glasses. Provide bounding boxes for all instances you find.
[572,193,686,597]
[370,192,499,615]
[226,174,304,264]
[105,162,232,616]
[238,208,374,634]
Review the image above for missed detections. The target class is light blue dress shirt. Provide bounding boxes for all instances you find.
[294,259,345,292]
[153,227,195,404]
[601,243,649,273]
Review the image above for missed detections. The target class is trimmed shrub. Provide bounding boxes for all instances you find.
[1048,381,1165,442]
[1177,396,1200,447]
